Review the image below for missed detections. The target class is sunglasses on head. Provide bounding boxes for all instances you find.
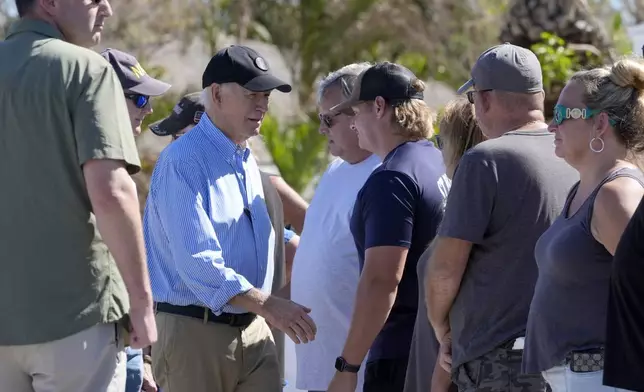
[125,93,150,109]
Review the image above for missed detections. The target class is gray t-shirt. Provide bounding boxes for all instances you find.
[438,129,578,369]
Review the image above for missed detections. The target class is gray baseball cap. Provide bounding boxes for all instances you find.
[457,43,543,95]
[100,48,171,96]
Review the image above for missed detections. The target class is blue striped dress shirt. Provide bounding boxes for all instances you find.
[144,113,275,315]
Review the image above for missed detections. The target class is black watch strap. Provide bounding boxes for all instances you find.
[335,356,360,373]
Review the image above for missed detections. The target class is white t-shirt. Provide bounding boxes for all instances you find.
[292,154,380,391]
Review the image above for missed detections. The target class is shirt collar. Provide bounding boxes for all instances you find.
[197,113,251,162]
[6,19,65,41]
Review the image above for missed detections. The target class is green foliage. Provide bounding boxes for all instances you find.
[249,0,382,190]
[531,32,577,92]
[105,0,628,194]
[395,52,430,80]
[260,113,328,194]
[609,12,634,56]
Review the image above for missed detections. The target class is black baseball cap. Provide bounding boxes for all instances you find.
[100,48,171,96]
[330,62,424,113]
[149,92,204,136]
[202,45,291,93]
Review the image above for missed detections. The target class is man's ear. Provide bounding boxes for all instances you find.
[478,90,493,113]
[212,84,223,105]
[374,96,387,119]
[38,0,58,16]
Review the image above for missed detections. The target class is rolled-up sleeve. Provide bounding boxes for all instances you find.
[156,158,254,313]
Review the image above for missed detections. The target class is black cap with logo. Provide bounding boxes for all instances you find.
[202,45,291,93]
[149,92,204,136]
[330,62,424,113]
[100,48,171,96]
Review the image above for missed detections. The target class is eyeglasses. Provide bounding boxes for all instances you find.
[552,104,617,126]
[125,93,150,109]
[466,89,491,104]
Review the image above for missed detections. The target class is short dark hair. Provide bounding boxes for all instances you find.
[15,0,36,17]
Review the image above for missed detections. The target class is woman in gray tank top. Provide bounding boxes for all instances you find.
[404,98,485,392]
[523,57,644,392]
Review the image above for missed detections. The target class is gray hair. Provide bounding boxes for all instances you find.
[200,85,214,113]
[316,62,372,105]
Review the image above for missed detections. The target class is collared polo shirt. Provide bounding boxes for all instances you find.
[0,19,140,345]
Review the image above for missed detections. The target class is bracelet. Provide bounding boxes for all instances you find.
[143,355,152,365]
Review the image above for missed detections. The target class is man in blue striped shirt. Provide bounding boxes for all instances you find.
[144,45,316,392]
[149,91,303,386]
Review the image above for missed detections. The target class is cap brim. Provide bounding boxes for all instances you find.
[244,74,292,93]
[149,114,185,136]
[128,76,172,96]
[456,79,474,95]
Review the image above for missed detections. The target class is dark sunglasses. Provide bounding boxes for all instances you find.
[125,93,150,109]
[319,112,341,128]
[319,108,355,128]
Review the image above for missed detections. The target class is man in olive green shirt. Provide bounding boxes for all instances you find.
[0,1,156,391]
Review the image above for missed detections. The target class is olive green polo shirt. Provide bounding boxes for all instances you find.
[0,19,141,345]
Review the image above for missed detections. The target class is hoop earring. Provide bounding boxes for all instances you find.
[589,137,604,153]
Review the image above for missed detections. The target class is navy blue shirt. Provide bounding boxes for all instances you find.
[350,140,449,362]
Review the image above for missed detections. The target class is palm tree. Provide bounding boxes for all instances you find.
[499,0,616,117]
[500,0,614,62]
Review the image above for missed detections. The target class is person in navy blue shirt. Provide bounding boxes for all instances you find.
[326,62,450,392]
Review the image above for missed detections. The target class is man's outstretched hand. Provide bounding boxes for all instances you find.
[261,296,316,344]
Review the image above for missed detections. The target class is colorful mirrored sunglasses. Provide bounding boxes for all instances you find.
[125,93,150,109]
[553,104,617,126]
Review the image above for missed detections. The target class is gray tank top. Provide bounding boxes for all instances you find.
[523,167,644,373]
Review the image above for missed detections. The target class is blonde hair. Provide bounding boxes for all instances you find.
[439,98,486,167]
[570,56,644,153]
[392,79,435,140]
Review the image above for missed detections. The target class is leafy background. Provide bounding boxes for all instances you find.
[0,0,638,195]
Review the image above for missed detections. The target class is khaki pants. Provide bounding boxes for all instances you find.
[0,323,126,392]
[153,312,281,392]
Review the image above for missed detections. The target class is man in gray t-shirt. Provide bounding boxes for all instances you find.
[425,44,578,392]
